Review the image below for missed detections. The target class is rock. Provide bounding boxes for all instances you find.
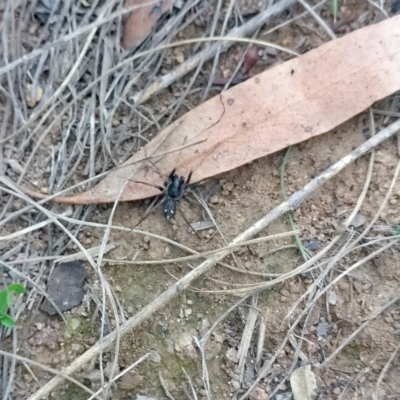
[223,182,235,191]
[149,349,161,363]
[209,195,219,204]
[175,51,184,63]
[212,333,224,343]
[32,326,60,350]
[316,318,329,337]
[41,261,87,315]
[304,239,319,251]
[249,386,268,400]
[26,84,43,108]
[225,347,238,363]
[71,343,84,353]
[350,213,366,228]
[184,308,192,317]
[328,290,337,305]
[232,380,241,390]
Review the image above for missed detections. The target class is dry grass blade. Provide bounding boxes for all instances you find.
[131,0,297,104]
[256,312,267,369]
[193,336,212,400]
[86,353,150,400]
[2,3,399,398]
[236,296,259,384]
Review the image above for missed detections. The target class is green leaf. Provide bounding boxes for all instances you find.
[0,315,16,328]
[0,290,9,314]
[8,283,26,294]
[394,226,400,236]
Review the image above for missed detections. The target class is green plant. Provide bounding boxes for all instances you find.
[0,283,26,328]
[332,0,338,21]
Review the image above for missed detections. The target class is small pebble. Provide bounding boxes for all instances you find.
[222,69,231,79]
[328,290,337,305]
[232,380,241,390]
[333,387,341,395]
[175,51,185,63]
[70,318,81,331]
[304,239,319,251]
[350,213,366,228]
[224,182,234,192]
[212,333,224,343]
[26,84,43,108]
[36,322,44,330]
[143,236,151,243]
[209,195,219,204]
[149,349,161,363]
[184,308,192,317]
[71,343,84,353]
[280,289,290,297]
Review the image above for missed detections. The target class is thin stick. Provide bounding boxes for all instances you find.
[104,231,299,265]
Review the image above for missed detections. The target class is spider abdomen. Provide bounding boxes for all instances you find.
[167,174,184,198]
[163,197,178,219]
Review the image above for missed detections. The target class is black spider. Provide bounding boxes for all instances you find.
[132,168,195,228]
[156,168,193,220]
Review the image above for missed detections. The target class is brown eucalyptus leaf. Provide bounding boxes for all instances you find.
[122,0,176,50]
[26,15,400,204]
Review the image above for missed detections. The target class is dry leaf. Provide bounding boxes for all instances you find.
[290,365,318,400]
[243,44,259,74]
[122,0,176,50]
[23,15,400,204]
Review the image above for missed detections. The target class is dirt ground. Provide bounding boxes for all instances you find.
[1,0,400,399]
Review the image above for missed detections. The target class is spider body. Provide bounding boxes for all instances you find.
[162,169,192,220]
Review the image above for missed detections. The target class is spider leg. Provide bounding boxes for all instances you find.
[185,170,193,186]
[129,179,165,192]
[168,168,177,180]
[178,207,201,237]
[132,196,165,229]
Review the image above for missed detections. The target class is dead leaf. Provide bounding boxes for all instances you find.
[122,0,176,50]
[23,16,400,204]
[243,44,259,74]
[290,365,318,400]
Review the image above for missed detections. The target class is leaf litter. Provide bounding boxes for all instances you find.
[2,1,400,400]
[22,14,400,204]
